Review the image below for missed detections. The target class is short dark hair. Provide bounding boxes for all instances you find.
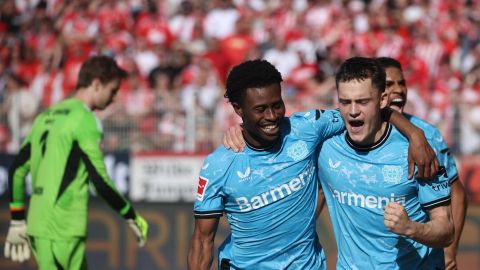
[335,57,386,93]
[75,56,128,90]
[225,59,283,104]
[377,57,403,71]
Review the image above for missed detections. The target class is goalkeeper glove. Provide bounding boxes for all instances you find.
[127,214,148,247]
[4,220,30,263]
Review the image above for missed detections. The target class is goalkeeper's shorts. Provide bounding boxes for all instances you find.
[29,236,88,270]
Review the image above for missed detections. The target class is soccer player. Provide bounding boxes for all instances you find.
[317,57,454,269]
[377,56,467,270]
[4,56,148,269]
[188,59,438,269]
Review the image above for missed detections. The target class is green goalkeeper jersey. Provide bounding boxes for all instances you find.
[9,98,135,240]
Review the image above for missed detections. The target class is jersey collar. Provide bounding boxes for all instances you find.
[245,137,280,152]
[345,123,392,152]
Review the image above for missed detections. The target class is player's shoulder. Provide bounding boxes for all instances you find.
[64,99,103,133]
[203,145,237,164]
[45,98,90,120]
[290,109,339,121]
[288,109,340,128]
[200,145,238,178]
[289,109,320,121]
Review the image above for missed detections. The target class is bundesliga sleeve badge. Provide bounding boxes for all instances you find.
[196,176,209,201]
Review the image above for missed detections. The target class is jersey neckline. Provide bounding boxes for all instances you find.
[245,137,280,152]
[345,123,392,152]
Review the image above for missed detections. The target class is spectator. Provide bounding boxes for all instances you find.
[0,74,39,152]
[0,0,479,155]
[203,0,239,39]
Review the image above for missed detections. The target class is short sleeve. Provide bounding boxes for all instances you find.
[408,114,459,185]
[289,109,345,147]
[193,157,225,219]
[431,129,459,184]
[418,133,453,210]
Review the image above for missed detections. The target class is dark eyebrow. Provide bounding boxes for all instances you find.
[356,98,371,103]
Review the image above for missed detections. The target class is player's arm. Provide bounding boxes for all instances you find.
[8,140,32,221]
[5,136,32,262]
[445,179,468,270]
[386,109,439,179]
[316,184,326,220]
[76,116,147,246]
[384,202,453,247]
[385,131,455,248]
[225,108,440,179]
[188,217,220,270]
[224,109,345,151]
[223,124,245,152]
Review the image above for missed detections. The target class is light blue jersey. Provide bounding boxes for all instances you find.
[194,109,344,269]
[406,113,459,184]
[318,123,452,270]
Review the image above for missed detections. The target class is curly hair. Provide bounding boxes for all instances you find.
[224,59,283,104]
[335,57,386,93]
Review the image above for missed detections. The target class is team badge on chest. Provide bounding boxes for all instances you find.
[287,141,308,161]
[382,165,403,184]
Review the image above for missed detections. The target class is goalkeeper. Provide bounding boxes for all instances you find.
[4,56,148,269]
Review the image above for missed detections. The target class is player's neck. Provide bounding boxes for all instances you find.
[371,120,389,144]
[243,131,279,151]
[74,88,95,110]
[346,121,391,151]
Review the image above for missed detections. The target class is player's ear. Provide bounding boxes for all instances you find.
[91,78,102,92]
[232,102,243,118]
[380,91,389,109]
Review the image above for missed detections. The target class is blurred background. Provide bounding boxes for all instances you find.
[0,0,479,269]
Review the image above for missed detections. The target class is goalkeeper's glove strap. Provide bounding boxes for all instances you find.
[10,207,26,220]
[122,207,136,220]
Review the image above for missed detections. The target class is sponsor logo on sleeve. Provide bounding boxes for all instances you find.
[196,176,209,201]
[430,181,449,192]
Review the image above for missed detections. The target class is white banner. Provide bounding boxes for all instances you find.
[130,154,205,202]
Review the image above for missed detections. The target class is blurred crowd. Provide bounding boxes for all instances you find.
[1,0,480,154]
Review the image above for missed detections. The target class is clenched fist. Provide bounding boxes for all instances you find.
[384,202,412,236]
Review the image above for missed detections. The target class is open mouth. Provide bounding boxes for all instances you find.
[260,123,280,135]
[390,97,405,111]
[349,120,364,133]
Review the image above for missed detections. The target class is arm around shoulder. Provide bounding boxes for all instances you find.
[387,109,439,179]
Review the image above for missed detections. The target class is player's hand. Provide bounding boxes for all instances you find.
[223,125,244,152]
[4,220,30,263]
[444,248,457,270]
[384,202,412,236]
[127,214,148,247]
[407,129,439,179]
